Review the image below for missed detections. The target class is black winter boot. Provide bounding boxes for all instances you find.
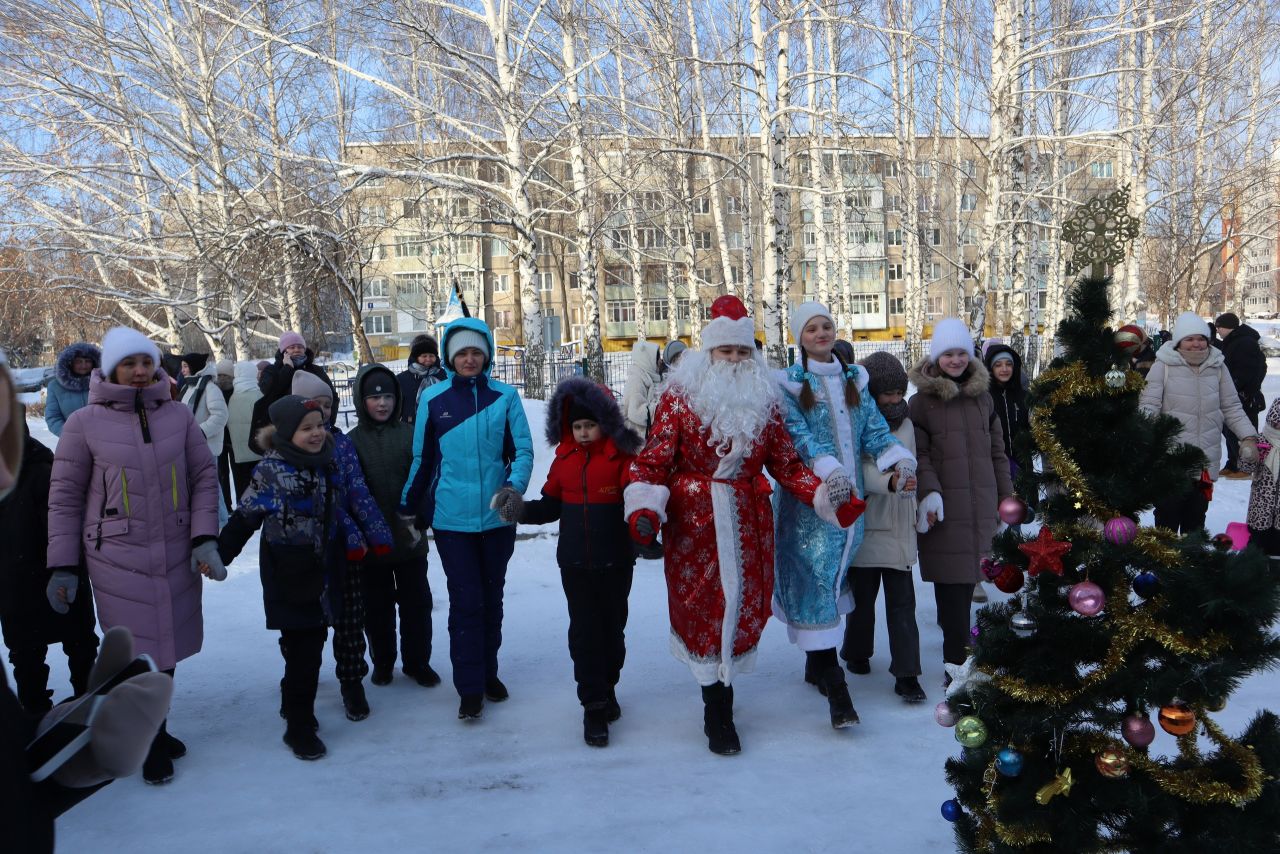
[894,676,927,704]
[403,664,442,687]
[818,667,860,728]
[341,681,370,721]
[283,722,327,760]
[605,687,621,723]
[484,676,508,702]
[278,677,319,730]
[142,724,175,785]
[583,706,610,748]
[458,693,484,720]
[701,682,741,756]
[370,665,393,686]
[157,721,187,759]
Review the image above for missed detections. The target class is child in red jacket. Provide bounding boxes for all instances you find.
[494,376,649,748]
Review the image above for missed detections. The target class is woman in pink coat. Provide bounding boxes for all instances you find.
[46,327,221,786]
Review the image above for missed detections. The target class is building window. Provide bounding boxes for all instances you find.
[850,294,881,315]
[726,231,744,250]
[927,296,944,315]
[962,262,978,279]
[456,236,476,255]
[888,263,903,281]
[960,194,978,212]
[883,159,900,178]
[394,272,429,293]
[917,195,933,212]
[488,238,508,257]
[494,309,514,329]
[962,158,977,177]
[367,278,388,298]
[607,301,636,324]
[363,314,392,335]
[929,228,942,246]
[928,262,942,280]
[850,224,884,245]
[692,231,712,250]
[886,228,902,246]
[691,197,710,214]
[641,191,662,211]
[394,235,427,258]
[491,273,510,293]
[726,196,744,214]
[363,205,386,226]
[569,273,581,290]
[886,195,901,212]
[916,161,933,178]
[645,300,669,322]
[889,296,905,315]
[961,226,979,246]
[536,272,554,291]
[636,228,666,249]
[402,199,420,218]
[1089,160,1113,178]
[730,266,743,285]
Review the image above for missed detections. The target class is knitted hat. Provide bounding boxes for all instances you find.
[100,327,162,380]
[701,295,757,351]
[291,370,332,401]
[445,329,490,366]
[1214,312,1240,329]
[989,350,1015,366]
[929,317,975,361]
[662,340,687,366]
[1170,311,1209,347]
[360,370,396,399]
[860,351,908,397]
[789,301,834,344]
[215,359,234,377]
[278,331,306,352]
[180,353,209,375]
[269,395,324,439]
[256,360,271,372]
[409,334,439,361]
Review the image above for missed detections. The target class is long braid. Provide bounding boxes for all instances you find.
[832,350,861,409]
[799,348,816,410]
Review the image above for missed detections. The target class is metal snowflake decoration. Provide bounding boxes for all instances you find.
[1061,184,1140,276]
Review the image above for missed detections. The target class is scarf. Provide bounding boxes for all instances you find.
[408,362,428,376]
[271,432,334,470]
[877,399,909,431]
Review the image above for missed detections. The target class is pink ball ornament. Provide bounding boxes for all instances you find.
[1104,516,1137,546]
[1123,713,1156,748]
[934,701,959,727]
[1068,581,1106,616]
[980,557,1002,580]
[999,496,1029,526]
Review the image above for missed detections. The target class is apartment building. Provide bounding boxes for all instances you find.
[345,136,1121,359]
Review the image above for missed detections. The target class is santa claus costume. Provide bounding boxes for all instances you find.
[625,296,850,755]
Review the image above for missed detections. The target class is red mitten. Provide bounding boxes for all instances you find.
[835,496,867,528]
[346,546,368,562]
[628,510,660,545]
[372,544,392,557]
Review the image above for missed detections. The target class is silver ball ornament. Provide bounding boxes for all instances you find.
[1010,610,1038,638]
[1105,369,1126,389]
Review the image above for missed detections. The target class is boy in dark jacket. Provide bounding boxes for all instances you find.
[397,335,447,424]
[347,365,440,688]
[0,418,99,715]
[496,376,644,747]
[214,396,346,761]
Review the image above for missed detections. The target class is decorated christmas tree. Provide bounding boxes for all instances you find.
[938,187,1280,852]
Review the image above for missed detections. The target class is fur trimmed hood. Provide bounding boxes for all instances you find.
[54,342,102,392]
[545,375,641,455]
[909,355,991,401]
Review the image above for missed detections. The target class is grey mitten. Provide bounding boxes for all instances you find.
[826,470,852,507]
[490,486,524,524]
[190,539,227,581]
[1240,437,1260,467]
[46,569,79,615]
[397,513,423,548]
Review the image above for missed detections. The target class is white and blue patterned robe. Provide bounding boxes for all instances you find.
[772,359,913,649]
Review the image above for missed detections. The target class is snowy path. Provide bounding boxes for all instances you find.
[10,367,1280,854]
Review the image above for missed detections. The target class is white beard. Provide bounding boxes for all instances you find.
[665,349,778,451]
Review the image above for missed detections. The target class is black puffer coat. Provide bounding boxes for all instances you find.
[1218,324,1267,415]
[249,349,337,454]
[983,344,1031,467]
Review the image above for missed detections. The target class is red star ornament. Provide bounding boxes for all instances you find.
[1018,527,1071,577]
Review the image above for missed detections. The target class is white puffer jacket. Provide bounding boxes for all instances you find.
[180,362,229,457]
[226,362,262,464]
[851,417,918,571]
[1139,342,1257,479]
[622,339,662,439]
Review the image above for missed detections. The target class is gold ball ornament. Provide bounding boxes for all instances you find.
[1158,702,1197,736]
[954,715,989,748]
[1095,749,1131,779]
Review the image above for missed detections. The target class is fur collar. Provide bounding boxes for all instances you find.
[909,356,990,401]
[545,375,642,455]
[54,342,101,392]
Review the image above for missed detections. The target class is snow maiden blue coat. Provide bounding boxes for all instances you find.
[773,358,913,648]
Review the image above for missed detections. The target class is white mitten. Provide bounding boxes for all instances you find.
[917,492,944,533]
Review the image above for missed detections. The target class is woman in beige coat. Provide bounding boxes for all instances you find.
[1140,311,1259,533]
[908,318,1013,677]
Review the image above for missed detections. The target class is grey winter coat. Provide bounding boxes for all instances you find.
[45,343,100,437]
[908,358,1014,584]
[1139,342,1257,480]
[622,340,661,439]
[851,418,918,571]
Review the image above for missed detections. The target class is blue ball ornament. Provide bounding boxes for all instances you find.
[1132,571,1159,599]
[995,746,1024,777]
[941,799,963,822]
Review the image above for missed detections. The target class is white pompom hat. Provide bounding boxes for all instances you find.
[928,317,975,361]
[790,301,834,345]
[100,327,162,380]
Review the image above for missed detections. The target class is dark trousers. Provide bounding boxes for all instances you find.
[0,574,99,714]
[434,527,516,696]
[842,567,921,678]
[331,564,368,685]
[216,446,234,510]
[933,582,976,666]
[1224,410,1260,471]
[1153,483,1209,535]
[560,561,633,707]
[363,557,433,673]
[280,627,327,723]
[230,460,257,505]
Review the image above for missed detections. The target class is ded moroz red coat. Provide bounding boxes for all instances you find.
[625,389,825,685]
[47,370,219,669]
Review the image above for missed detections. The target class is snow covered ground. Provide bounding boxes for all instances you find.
[11,364,1280,853]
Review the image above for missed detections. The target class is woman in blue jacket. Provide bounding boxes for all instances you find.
[45,343,100,437]
[774,303,914,729]
[398,318,534,721]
